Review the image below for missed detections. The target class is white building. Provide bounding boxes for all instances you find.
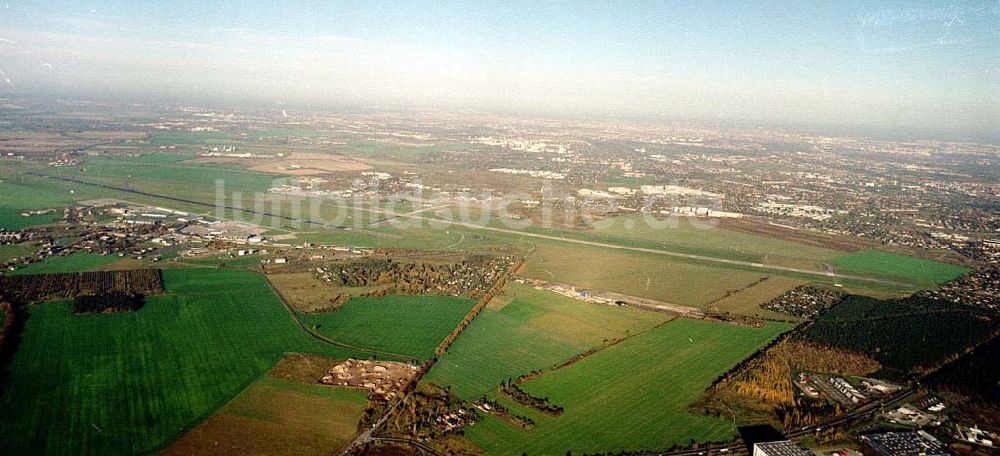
[753,441,814,456]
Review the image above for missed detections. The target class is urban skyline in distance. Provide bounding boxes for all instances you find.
[0,0,997,139]
[0,2,997,456]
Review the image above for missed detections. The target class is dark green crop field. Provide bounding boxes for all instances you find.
[465,319,791,455]
[423,284,672,400]
[300,294,476,360]
[0,268,359,455]
[0,179,74,229]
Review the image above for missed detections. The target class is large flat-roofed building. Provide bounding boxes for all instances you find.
[859,430,950,456]
[739,425,814,456]
[753,440,814,456]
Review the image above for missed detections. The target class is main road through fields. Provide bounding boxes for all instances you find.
[31,173,914,288]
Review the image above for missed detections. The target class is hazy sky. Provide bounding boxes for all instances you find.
[1,1,997,135]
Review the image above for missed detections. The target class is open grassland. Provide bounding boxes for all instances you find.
[423,284,672,400]
[591,215,843,265]
[8,252,120,275]
[0,242,35,262]
[176,253,266,269]
[146,130,237,146]
[162,372,367,456]
[522,242,769,307]
[267,272,395,313]
[0,178,75,229]
[300,295,476,360]
[292,221,532,255]
[832,250,969,286]
[466,319,792,455]
[442,210,831,268]
[1,163,214,216]
[268,272,345,312]
[64,154,278,200]
[3,153,277,208]
[706,276,808,320]
[0,268,360,456]
[0,130,146,155]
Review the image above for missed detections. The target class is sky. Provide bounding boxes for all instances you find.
[0,1,997,137]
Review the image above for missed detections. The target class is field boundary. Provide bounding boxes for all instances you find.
[256,269,413,362]
[434,258,524,358]
[340,257,523,455]
[514,316,680,386]
[704,276,770,307]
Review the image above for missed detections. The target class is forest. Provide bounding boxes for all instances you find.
[801,295,998,379]
[72,292,146,314]
[0,269,164,305]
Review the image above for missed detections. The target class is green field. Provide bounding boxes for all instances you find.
[0,242,36,263]
[438,210,843,267]
[466,319,792,455]
[0,164,217,218]
[0,153,277,211]
[300,295,476,360]
[591,215,841,264]
[163,374,367,456]
[522,242,770,307]
[706,276,808,320]
[8,252,120,275]
[424,284,672,400]
[66,154,277,200]
[832,250,969,285]
[147,130,237,146]
[0,179,75,229]
[0,268,360,455]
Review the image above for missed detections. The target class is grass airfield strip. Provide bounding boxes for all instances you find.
[18,170,920,290]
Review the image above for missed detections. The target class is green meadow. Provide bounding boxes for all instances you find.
[0,268,361,455]
[423,284,671,400]
[8,252,119,275]
[832,249,969,285]
[0,179,75,229]
[466,319,791,455]
[300,295,477,360]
